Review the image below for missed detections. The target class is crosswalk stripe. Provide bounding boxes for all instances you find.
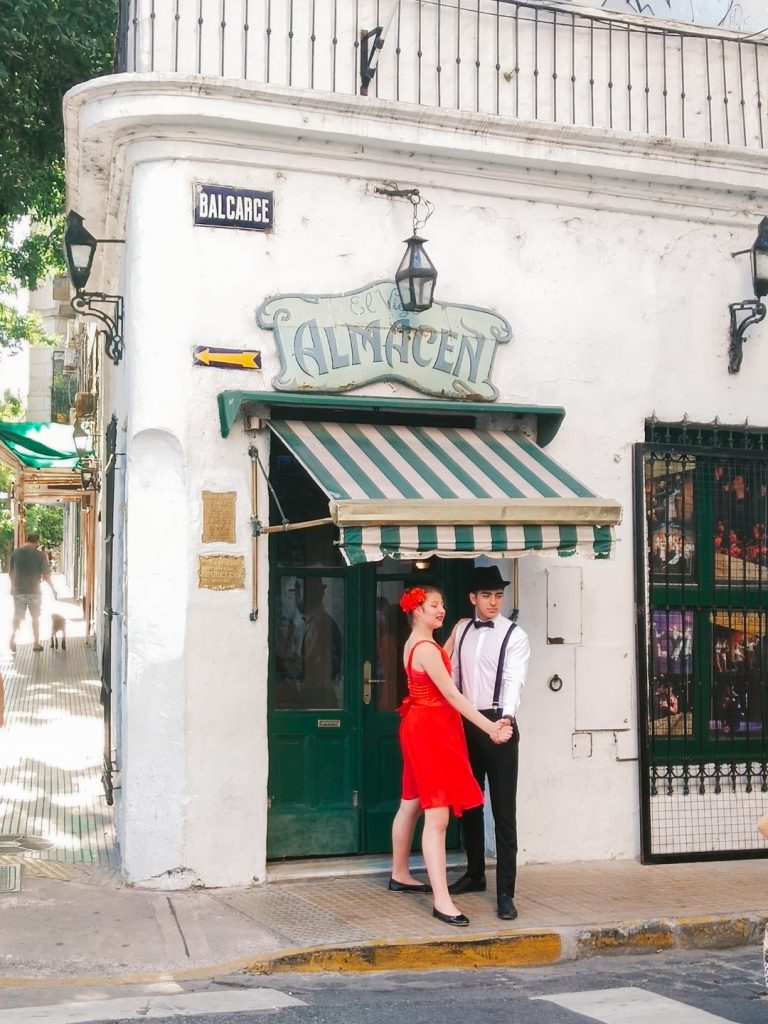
[0,988,306,1023]
[536,986,738,1023]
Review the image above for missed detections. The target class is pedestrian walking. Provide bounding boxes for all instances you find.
[9,533,57,653]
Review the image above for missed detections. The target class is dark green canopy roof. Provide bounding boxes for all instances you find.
[0,421,80,470]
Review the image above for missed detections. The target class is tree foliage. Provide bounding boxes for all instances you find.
[0,508,13,571]
[0,1,118,342]
[0,303,58,350]
[25,504,64,548]
[0,390,24,421]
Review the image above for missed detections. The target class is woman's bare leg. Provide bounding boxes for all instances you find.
[422,806,463,916]
[391,797,424,884]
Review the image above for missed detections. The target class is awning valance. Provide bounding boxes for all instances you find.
[268,420,621,565]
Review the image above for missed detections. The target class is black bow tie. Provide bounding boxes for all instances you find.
[474,619,494,629]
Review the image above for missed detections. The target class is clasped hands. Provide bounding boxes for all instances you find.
[489,719,514,744]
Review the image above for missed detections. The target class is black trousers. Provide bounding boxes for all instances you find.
[460,715,520,899]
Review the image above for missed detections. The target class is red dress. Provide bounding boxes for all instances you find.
[398,640,484,816]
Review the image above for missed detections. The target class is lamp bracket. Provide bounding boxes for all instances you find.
[71,292,124,366]
[375,183,434,233]
[360,26,384,95]
[728,298,767,374]
[375,184,420,200]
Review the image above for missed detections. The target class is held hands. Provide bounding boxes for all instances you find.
[489,719,514,744]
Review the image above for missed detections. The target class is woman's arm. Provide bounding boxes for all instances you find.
[415,644,512,742]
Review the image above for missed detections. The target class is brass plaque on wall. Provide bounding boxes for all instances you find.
[198,555,245,590]
[202,490,237,544]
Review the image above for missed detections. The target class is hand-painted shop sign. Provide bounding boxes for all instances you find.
[256,281,511,401]
[193,346,261,371]
[194,183,273,231]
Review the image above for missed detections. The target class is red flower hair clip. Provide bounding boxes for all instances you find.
[399,587,427,613]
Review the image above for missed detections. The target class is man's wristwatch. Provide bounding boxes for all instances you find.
[500,715,515,728]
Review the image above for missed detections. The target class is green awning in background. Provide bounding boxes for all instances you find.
[0,421,80,470]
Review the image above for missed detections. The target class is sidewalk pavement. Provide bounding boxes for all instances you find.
[0,856,766,988]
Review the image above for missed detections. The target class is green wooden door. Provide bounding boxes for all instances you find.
[267,570,361,858]
[267,558,468,859]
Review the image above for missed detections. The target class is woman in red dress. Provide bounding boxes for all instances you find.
[389,586,512,926]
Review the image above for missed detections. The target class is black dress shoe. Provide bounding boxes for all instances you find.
[433,908,469,927]
[447,873,487,895]
[388,877,432,893]
[497,894,518,920]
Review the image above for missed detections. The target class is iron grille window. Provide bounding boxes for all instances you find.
[638,423,768,861]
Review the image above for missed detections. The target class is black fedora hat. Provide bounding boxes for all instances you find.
[468,564,509,592]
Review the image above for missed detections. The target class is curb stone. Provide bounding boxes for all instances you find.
[0,914,765,988]
[245,913,768,975]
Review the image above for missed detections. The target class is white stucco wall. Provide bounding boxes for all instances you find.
[64,73,768,885]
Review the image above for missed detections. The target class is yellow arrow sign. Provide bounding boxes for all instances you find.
[193,347,261,370]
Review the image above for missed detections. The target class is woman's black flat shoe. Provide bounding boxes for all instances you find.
[388,877,432,893]
[432,908,469,926]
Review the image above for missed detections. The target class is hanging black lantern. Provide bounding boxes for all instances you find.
[73,420,92,461]
[63,211,98,292]
[395,235,437,313]
[751,216,768,298]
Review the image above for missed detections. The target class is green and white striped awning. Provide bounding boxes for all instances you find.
[268,420,621,566]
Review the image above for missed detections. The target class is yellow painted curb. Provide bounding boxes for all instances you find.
[246,932,563,974]
[576,921,674,957]
[676,914,766,949]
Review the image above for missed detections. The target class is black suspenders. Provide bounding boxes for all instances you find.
[456,619,518,714]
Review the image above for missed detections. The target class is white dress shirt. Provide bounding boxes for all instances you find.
[451,613,530,718]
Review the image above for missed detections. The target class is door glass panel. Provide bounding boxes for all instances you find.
[376,579,409,712]
[649,610,694,737]
[275,574,344,710]
[271,439,343,568]
[646,455,697,583]
[712,459,768,584]
[710,610,767,737]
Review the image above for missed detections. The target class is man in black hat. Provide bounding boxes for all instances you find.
[448,563,530,920]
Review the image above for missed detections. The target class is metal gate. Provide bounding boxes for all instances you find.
[637,422,768,861]
[100,415,117,804]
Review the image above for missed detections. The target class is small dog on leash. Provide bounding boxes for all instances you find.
[50,614,67,650]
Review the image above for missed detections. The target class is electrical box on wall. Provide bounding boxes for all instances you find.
[575,647,632,731]
[546,566,582,644]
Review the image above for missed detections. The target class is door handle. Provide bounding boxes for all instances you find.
[362,660,384,705]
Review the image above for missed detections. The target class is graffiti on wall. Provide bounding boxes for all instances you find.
[569,0,761,31]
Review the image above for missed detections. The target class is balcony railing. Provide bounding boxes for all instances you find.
[116,0,768,150]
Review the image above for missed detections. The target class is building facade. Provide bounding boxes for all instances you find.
[64,0,768,886]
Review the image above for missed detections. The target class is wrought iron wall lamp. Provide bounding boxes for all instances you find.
[63,211,126,366]
[375,183,438,313]
[728,216,768,374]
[79,460,100,491]
[73,418,100,491]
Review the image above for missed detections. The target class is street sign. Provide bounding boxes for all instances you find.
[193,347,262,370]
[194,183,273,231]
